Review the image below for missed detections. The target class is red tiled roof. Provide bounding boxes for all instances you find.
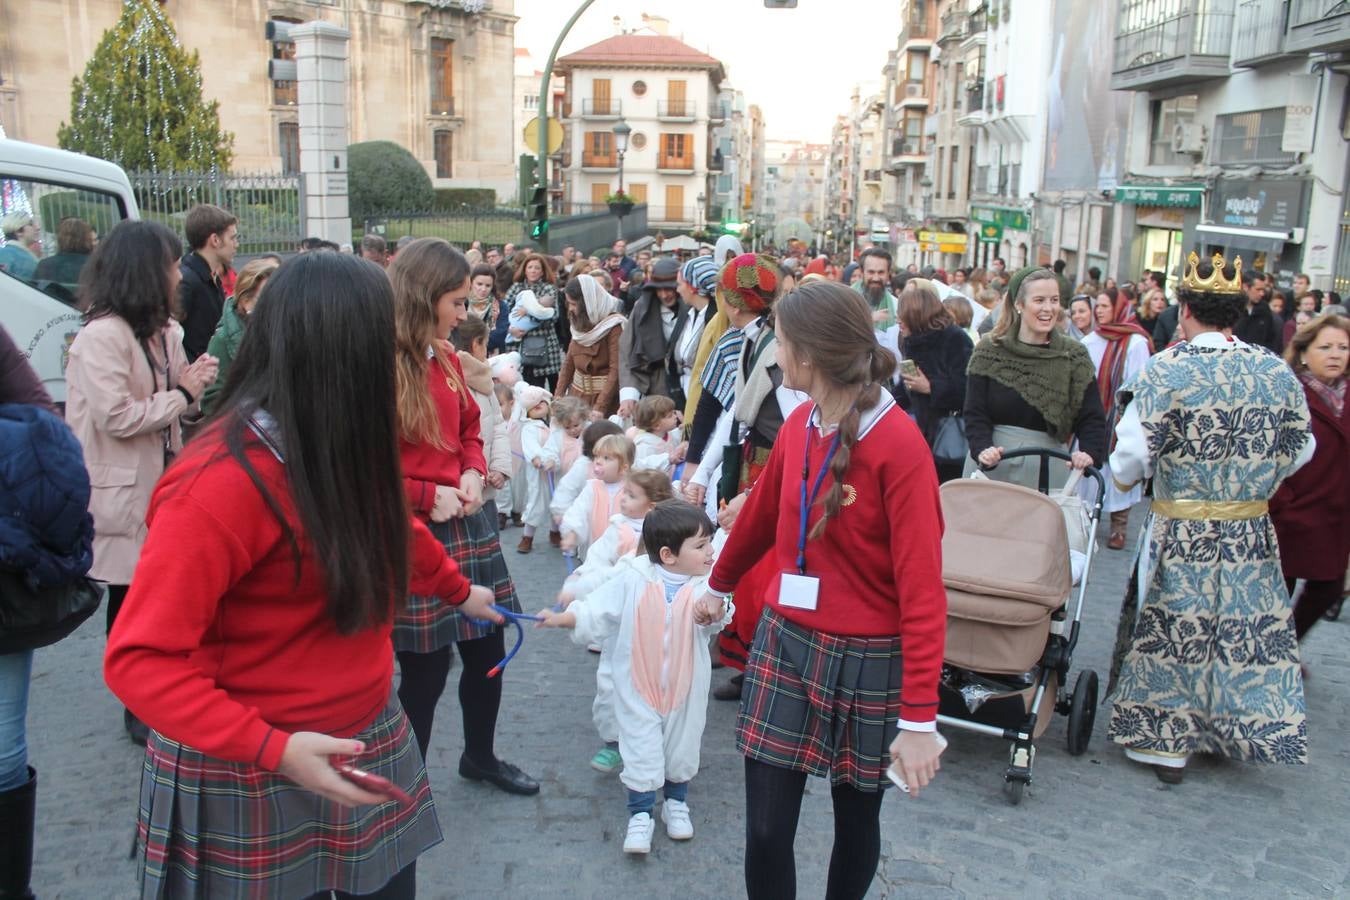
[556,34,724,73]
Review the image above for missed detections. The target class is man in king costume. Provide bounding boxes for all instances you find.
[1106,251,1315,783]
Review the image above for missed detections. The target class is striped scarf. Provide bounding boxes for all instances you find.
[700,325,744,408]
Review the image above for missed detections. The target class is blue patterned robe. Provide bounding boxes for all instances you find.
[1106,333,1312,764]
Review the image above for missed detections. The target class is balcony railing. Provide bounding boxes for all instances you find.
[580,98,622,117]
[708,102,729,122]
[891,137,925,157]
[658,100,698,119]
[1113,5,1235,74]
[966,83,985,112]
[647,206,696,223]
[1232,0,1289,64]
[938,7,967,43]
[1287,0,1350,52]
[708,149,725,171]
[863,168,882,183]
[581,152,617,168]
[657,155,695,171]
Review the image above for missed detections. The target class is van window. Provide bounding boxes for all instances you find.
[0,178,128,308]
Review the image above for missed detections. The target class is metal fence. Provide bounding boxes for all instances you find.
[361,208,525,249]
[127,170,302,256]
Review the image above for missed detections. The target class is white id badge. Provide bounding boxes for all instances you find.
[778,573,821,611]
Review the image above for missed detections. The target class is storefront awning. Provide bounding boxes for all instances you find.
[1112,185,1204,208]
[1195,223,1302,258]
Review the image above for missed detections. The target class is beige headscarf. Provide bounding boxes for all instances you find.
[569,274,626,347]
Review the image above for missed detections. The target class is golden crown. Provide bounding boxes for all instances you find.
[1179,250,1243,295]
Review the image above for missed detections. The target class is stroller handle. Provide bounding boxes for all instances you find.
[987,447,1106,505]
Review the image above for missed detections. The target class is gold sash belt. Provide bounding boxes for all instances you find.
[1152,499,1268,521]
[571,372,609,394]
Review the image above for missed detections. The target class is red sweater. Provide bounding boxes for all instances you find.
[103,430,472,771]
[401,347,487,517]
[709,398,947,724]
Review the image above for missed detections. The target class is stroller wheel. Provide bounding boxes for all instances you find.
[1066,670,1099,757]
[1003,776,1026,805]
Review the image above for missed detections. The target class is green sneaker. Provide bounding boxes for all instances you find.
[590,747,622,773]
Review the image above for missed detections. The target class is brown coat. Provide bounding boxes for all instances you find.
[65,316,194,585]
[555,327,622,416]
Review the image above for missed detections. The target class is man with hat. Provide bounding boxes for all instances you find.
[1106,250,1315,784]
[618,256,684,419]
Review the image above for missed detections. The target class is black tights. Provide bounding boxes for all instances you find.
[1286,577,1346,641]
[304,861,415,899]
[106,584,129,637]
[396,629,505,763]
[743,757,885,900]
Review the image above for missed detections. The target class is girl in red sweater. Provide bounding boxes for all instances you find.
[388,239,539,796]
[103,252,500,899]
[699,281,948,900]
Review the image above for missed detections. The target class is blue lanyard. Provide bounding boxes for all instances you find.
[797,415,841,575]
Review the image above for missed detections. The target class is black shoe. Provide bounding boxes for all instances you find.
[458,755,540,796]
[1325,598,1343,622]
[0,767,35,900]
[1153,765,1185,785]
[712,673,744,701]
[124,708,149,746]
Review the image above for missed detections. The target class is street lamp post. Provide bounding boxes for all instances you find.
[612,118,632,240]
[535,0,601,251]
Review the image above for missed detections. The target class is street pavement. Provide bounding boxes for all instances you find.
[24,505,1350,898]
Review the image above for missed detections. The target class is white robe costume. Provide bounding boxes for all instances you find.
[570,557,732,793]
[560,478,623,562]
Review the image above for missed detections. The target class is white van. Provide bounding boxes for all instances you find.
[0,139,139,402]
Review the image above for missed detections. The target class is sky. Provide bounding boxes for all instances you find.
[511,0,900,144]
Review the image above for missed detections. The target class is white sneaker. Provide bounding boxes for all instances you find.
[661,799,694,840]
[587,641,603,653]
[624,812,655,854]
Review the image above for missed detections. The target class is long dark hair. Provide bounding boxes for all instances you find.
[81,220,182,339]
[210,252,411,635]
[775,281,896,539]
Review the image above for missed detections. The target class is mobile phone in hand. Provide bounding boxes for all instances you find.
[899,359,919,378]
[334,763,415,805]
[886,733,948,793]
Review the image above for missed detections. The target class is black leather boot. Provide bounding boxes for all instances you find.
[0,766,36,900]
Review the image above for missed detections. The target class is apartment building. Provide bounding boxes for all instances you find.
[555,30,727,232]
[1108,0,1349,292]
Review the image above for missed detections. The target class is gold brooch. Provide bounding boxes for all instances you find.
[841,484,858,507]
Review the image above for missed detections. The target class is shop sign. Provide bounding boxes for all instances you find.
[977,222,1002,242]
[1111,185,1203,207]
[1135,206,1186,230]
[1211,179,1305,231]
[917,230,968,253]
[970,205,1028,232]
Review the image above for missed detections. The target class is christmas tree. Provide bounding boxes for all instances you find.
[57,0,233,173]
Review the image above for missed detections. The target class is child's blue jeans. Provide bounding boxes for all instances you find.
[627,780,688,816]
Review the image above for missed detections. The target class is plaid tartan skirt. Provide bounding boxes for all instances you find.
[393,501,521,653]
[135,695,441,899]
[736,608,903,792]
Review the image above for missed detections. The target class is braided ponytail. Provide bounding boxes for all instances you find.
[776,283,896,541]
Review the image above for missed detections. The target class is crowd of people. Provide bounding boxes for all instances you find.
[0,200,1347,899]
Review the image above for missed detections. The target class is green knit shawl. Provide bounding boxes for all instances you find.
[967,321,1097,443]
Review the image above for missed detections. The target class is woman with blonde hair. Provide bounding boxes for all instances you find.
[203,257,279,414]
[388,238,539,796]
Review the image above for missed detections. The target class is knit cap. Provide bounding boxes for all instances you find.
[717,253,779,314]
[681,256,719,297]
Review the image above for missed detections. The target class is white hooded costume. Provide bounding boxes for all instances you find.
[569,555,732,793]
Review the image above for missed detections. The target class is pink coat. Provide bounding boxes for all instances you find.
[65,316,193,585]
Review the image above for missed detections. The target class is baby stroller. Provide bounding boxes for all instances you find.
[936,448,1105,805]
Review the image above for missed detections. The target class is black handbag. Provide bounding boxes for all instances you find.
[930,412,968,467]
[0,571,103,654]
[519,330,550,368]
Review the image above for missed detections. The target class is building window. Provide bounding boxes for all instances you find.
[591,79,613,116]
[430,38,454,115]
[667,80,689,118]
[279,122,300,175]
[1213,107,1297,166]
[948,145,959,199]
[1149,95,1198,166]
[523,94,538,111]
[269,17,301,106]
[434,130,452,178]
[591,182,611,206]
[660,133,692,169]
[936,147,945,196]
[583,131,614,166]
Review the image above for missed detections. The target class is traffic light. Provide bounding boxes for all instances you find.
[519,154,537,206]
[529,187,549,242]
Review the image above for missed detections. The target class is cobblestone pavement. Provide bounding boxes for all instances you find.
[24,506,1350,898]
